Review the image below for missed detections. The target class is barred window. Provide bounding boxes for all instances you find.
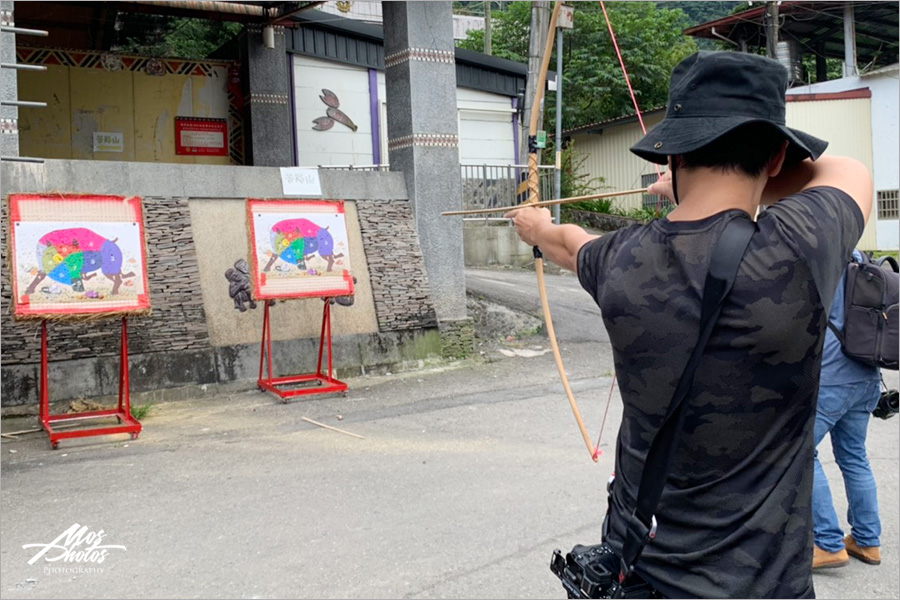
[878,190,898,220]
[641,172,673,210]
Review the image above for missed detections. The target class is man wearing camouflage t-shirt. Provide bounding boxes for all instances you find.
[506,51,872,598]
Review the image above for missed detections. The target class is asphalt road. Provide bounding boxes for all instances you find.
[0,267,896,599]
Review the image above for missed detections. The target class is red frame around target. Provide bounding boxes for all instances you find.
[247,199,354,300]
[7,194,151,319]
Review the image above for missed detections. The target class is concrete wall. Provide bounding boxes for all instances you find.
[189,199,380,346]
[1,160,440,408]
[383,1,467,326]
[463,222,534,268]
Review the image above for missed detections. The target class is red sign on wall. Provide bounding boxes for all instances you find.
[175,117,228,156]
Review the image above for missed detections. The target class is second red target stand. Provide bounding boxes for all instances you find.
[247,199,354,401]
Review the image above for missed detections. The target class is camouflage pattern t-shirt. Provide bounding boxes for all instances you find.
[577,187,864,599]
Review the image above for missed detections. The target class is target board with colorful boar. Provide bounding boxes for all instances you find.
[247,199,354,300]
[7,194,151,319]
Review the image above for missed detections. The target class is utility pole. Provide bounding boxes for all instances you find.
[521,1,549,171]
[553,4,573,224]
[765,1,779,59]
[484,1,492,56]
[553,29,563,224]
[842,2,858,77]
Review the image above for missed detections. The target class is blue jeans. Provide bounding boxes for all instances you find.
[812,379,882,552]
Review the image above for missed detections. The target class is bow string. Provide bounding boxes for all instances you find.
[527,1,659,461]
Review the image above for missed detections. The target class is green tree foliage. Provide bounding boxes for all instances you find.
[552,139,604,201]
[457,1,532,62]
[458,2,698,129]
[558,3,697,128]
[656,2,741,50]
[166,18,242,59]
[116,15,241,59]
[659,2,741,26]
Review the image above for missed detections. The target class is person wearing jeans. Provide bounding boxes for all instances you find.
[812,249,883,569]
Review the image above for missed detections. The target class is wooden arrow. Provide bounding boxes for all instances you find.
[441,187,647,217]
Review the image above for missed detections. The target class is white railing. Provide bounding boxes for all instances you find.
[460,163,555,217]
[317,164,390,172]
[315,163,555,219]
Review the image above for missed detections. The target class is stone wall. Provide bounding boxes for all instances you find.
[1,161,443,407]
[357,200,437,332]
[438,318,475,359]
[565,209,642,232]
[0,197,210,364]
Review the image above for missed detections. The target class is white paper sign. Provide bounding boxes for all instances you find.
[93,132,124,153]
[280,167,322,197]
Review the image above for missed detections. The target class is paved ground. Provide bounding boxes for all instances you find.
[1,267,897,599]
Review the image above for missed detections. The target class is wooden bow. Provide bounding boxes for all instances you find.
[526,1,600,462]
[446,2,652,461]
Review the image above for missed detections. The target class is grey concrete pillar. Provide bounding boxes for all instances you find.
[244,24,293,166]
[383,1,467,333]
[1,1,19,158]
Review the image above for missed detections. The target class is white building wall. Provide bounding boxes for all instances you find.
[293,56,376,167]
[315,1,383,24]
[293,56,516,169]
[457,88,516,165]
[787,65,899,250]
[314,2,485,40]
[866,69,899,250]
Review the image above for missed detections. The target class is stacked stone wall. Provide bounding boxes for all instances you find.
[357,200,437,332]
[1,197,210,364]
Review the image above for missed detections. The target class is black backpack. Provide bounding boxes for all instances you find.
[827,253,899,370]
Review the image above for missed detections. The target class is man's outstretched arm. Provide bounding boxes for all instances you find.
[503,206,598,272]
[762,155,873,224]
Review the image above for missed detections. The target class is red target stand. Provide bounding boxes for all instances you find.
[257,299,348,402]
[39,317,142,449]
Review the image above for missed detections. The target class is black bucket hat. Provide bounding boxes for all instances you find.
[631,51,828,165]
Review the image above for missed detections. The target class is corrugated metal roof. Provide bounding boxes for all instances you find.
[861,62,900,77]
[684,1,898,70]
[562,107,665,137]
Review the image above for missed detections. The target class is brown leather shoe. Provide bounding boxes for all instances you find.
[813,545,850,569]
[845,535,881,565]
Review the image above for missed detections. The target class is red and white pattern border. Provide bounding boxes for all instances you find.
[385,47,455,69]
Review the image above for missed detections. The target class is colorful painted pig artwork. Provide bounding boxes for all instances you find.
[263,218,344,273]
[23,227,136,296]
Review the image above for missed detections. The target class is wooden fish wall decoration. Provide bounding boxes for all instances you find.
[312,89,358,132]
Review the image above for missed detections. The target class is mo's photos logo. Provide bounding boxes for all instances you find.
[23,524,126,566]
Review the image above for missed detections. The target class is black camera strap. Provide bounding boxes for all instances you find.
[617,215,756,588]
